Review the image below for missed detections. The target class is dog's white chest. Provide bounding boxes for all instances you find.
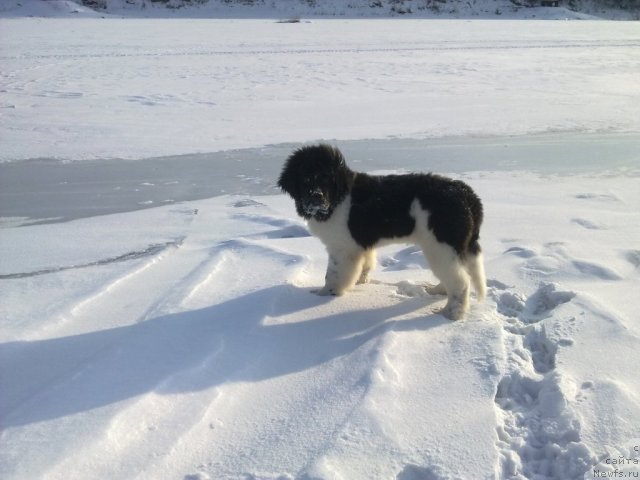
[307,195,358,250]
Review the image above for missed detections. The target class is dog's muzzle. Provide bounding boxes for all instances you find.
[302,189,330,217]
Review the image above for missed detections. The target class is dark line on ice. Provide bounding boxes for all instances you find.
[0,238,184,280]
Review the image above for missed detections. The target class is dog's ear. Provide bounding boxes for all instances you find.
[278,154,299,198]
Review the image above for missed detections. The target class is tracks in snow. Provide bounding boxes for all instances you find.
[490,281,595,480]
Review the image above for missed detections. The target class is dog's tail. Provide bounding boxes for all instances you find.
[466,195,486,300]
[465,247,486,301]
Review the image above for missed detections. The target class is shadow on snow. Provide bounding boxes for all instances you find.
[1,284,446,427]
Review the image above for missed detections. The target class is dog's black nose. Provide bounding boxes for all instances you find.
[309,189,324,200]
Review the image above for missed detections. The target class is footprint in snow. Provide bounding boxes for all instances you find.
[230,198,266,208]
[625,250,640,269]
[575,381,594,403]
[183,473,210,480]
[571,259,622,281]
[524,327,558,374]
[496,291,526,318]
[492,281,575,322]
[571,218,607,230]
[504,246,537,258]
[523,282,575,319]
[397,463,446,480]
[232,212,310,239]
[574,192,620,202]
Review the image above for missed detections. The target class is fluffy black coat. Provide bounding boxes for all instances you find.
[278,144,483,258]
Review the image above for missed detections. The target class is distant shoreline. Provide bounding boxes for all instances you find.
[1,0,639,20]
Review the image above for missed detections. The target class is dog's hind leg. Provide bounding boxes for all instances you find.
[357,249,376,285]
[421,242,470,320]
[317,250,364,296]
[440,276,470,320]
[437,263,470,320]
[465,251,486,300]
[435,264,470,320]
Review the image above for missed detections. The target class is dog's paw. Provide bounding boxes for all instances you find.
[313,287,339,296]
[437,306,463,321]
[437,302,466,321]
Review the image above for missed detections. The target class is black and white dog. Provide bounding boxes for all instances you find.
[278,144,486,320]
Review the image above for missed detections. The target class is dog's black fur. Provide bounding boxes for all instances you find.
[278,144,483,258]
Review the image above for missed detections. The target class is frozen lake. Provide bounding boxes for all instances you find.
[2,132,639,224]
[1,18,639,163]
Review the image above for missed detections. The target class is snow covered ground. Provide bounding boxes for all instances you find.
[2,18,640,161]
[1,15,640,480]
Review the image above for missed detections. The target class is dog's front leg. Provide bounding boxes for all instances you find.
[316,250,363,296]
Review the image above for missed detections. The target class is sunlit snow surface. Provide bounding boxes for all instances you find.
[1,15,640,480]
[1,18,639,161]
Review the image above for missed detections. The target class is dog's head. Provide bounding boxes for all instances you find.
[278,144,353,221]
